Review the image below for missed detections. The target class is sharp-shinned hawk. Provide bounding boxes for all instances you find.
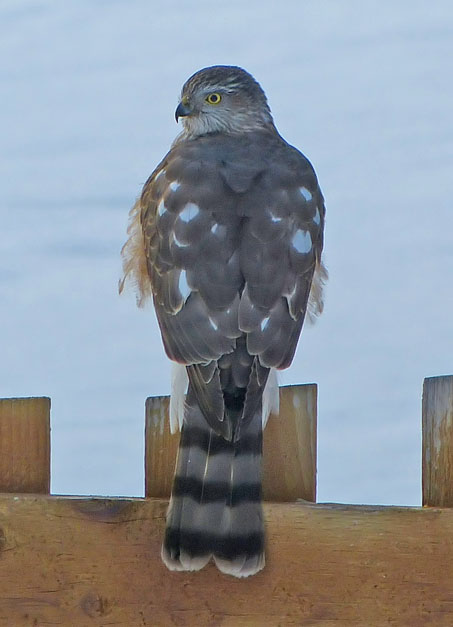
[120,65,326,577]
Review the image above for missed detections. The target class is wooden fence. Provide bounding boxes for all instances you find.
[0,376,452,626]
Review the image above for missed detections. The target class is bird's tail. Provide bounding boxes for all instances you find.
[161,393,265,578]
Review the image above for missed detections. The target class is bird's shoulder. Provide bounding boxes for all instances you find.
[140,130,320,204]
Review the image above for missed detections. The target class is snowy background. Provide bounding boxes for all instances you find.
[1,0,452,504]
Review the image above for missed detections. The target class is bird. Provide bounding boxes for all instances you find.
[120,65,326,578]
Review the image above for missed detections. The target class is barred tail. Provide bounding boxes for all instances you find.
[162,395,265,578]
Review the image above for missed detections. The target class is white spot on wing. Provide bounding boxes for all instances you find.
[178,270,191,301]
[172,232,190,248]
[292,229,312,254]
[269,211,283,223]
[179,202,199,223]
[209,317,219,331]
[260,316,270,331]
[169,180,180,192]
[211,222,226,237]
[299,187,313,202]
[157,199,166,216]
[313,206,321,226]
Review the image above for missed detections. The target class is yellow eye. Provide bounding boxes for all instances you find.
[206,93,222,105]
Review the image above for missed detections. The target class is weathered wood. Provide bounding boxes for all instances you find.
[423,375,453,507]
[263,384,317,502]
[145,395,173,499]
[0,496,453,626]
[145,384,317,502]
[0,397,50,494]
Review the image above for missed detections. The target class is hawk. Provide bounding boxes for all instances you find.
[120,65,326,577]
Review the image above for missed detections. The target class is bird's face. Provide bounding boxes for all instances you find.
[175,66,274,138]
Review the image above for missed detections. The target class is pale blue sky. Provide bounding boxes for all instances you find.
[1,0,452,504]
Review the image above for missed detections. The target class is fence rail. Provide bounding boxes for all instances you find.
[0,377,452,626]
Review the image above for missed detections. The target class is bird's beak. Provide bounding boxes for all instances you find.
[175,99,192,123]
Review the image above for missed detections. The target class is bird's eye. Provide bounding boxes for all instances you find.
[206,93,222,105]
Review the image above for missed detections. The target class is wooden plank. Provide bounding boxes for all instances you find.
[145,384,317,502]
[423,375,453,507]
[0,397,50,494]
[1,495,453,625]
[263,383,317,502]
[145,395,173,499]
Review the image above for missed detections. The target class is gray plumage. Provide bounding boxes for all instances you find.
[120,65,326,577]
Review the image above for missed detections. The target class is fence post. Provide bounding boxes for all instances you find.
[145,383,317,502]
[145,395,174,499]
[0,397,51,494]
[422,375,453,507]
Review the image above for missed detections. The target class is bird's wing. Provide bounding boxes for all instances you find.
[137,138,251,438]
[234,135,326,370]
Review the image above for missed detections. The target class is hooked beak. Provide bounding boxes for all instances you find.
[175,100,192,123]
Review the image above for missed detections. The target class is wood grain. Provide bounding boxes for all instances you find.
[263,383,317,502]
[0,397,50,494]
[145,384,317,502]
[423,375,453,507]
[1,496,453,626]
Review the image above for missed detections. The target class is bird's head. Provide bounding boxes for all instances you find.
[175,65,274,138]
